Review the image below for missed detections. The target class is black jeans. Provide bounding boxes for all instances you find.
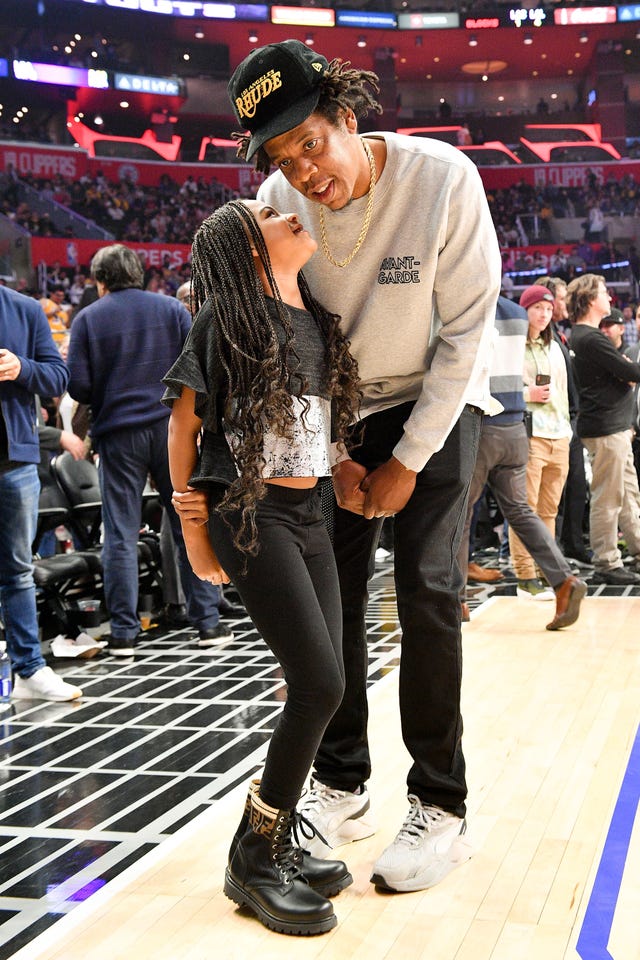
[209,484,345,811]
[558,419,588,557]
[315,403,482,818]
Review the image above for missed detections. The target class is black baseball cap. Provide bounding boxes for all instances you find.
[228,40,329,160]
[601,308,624,327]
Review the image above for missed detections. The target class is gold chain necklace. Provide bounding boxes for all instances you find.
[318,139,377,268]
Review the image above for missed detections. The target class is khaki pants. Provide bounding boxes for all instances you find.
[581,430,640,570]
[509,435,570,580]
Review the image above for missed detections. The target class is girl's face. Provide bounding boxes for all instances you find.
[241,200,317,270]
[527,300,554,339]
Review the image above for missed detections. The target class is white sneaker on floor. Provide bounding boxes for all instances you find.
[11,666,83,702]
[298,777,377,858]
[370,795,473,892]
[516,578,555,601]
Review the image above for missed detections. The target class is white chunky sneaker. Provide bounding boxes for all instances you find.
[370,795,473,892]
[11,666,83,702]
[298,778,377,858]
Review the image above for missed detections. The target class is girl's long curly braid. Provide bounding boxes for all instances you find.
[233,59,382,174]
[190,200,361,556]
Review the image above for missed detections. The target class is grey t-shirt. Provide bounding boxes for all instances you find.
[162,296,333,484]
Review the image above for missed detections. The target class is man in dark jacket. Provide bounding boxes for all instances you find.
[0,285,82,701]
[68,245,231,655]
[568,274,640,584]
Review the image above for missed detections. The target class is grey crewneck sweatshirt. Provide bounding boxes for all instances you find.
[258,132,501,472]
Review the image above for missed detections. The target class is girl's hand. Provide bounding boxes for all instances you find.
[172,486,210,525]
[183,528,230,584]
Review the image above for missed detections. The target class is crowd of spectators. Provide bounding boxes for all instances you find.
[2,164,639,258]
[487,172,640,249]
[1,168,239,244]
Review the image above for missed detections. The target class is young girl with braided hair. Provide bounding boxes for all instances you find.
[163,198,361,936]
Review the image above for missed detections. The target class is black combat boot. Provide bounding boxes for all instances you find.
[229,781,352,898]
[224,786,337,935]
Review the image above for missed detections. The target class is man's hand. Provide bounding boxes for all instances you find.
[0,349,21,382]
[332,459,368,514]
[360,457,417,520]
[172,486,210,526]
[60,430,86,461]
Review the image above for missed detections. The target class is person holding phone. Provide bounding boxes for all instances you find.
[509,285,573,598]
[457,296,587,630]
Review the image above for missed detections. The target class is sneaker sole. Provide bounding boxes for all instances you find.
[516,590,555,601]
[11,689,83,702]
[223,870,336,935]
[108,647,136,656]
[370,835,474,893]
[198,633,234,648]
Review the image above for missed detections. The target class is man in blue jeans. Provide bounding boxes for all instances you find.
[68,245,231,655]
[0,285,82,701]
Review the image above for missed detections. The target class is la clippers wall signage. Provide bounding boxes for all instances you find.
[0,143,89,179]
[0,143,265,192]
[477,159,640,190]
[30,237,192,270]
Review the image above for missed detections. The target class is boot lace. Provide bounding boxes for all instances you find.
[292,809,330,854]
[394,795,447,847]
[272,812,304,883]
[300,780,348,814]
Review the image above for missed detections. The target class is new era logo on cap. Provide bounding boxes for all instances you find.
[228,40,328,159]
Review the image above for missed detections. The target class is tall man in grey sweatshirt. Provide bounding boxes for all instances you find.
[176,41,500,892]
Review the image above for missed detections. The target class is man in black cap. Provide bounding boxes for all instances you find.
[219,40,501,893]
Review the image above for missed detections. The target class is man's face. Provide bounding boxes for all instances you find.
[601,321,624,348]
[264,111,371,211]
[592,282,612,320]
[553,284,568,323]
[51,289,65,304]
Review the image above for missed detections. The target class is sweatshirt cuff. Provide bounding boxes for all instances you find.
[392,433,434,474]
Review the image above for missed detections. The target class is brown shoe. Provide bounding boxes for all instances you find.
[461,601,471,622]
[546,575,588,631]
[467,561,504,583]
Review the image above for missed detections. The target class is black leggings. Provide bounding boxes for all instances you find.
[209,484,345,811]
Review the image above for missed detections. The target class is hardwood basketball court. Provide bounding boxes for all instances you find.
[19,596,640,960]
